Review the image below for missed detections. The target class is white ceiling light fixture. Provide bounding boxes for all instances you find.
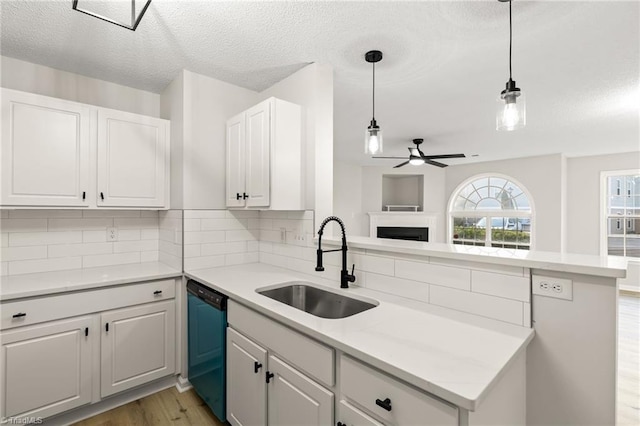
[496,0,526,131]
[72,0,152,31]
[365,50,384,155]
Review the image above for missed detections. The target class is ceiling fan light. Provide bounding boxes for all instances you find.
[365,121,383,155]
[409,156,425,166]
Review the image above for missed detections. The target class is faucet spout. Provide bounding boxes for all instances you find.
[315,216,356,288]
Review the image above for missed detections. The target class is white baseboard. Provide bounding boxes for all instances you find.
[175,374,192,393]
[46,375,177,425]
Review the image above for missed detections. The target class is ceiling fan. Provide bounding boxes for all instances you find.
[372,139,466,168]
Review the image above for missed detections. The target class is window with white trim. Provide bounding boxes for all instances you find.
[449,175,533,250]
[602,171,640,258]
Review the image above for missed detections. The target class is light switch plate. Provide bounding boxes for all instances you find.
[532,275,573,301]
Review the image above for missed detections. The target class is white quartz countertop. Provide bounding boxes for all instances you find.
[322,236,626,279]
[186,263,535,411]
[0,262,182,301]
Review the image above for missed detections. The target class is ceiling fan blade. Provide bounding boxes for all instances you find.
[393,161,410,168]
[422,153,466,159]
[372,156,407,159]
[424,159,448,168]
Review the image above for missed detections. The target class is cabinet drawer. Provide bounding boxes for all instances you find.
[340,356,458,426]
[228,300,334,386]
[1,279,175,330]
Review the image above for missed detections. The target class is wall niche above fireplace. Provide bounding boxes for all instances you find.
[381,174,424,211]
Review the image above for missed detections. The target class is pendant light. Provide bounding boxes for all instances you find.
[365,50,384,155]
[496,0,525,131]
[72,0,152,31]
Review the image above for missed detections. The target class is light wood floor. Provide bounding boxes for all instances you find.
[75,295,640,426]
[618,293,640,425]
[72,387,225,426]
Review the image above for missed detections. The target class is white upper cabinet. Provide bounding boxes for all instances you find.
[1,89,91,207]
[97,109,169,208]
[0,89,170,209]
[226,97,302,210]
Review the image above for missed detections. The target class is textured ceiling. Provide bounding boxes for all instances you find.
[1,0,638,166]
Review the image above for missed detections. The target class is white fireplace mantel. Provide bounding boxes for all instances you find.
[368,212,437,240]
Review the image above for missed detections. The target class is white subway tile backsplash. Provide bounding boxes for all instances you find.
[118,230,142,241]
[184,231,225,244]
[365,273,430,302]
[183,219,201,232]
[9,209,82,219]
[225,252,259,266]
[1,219,48,233]
[82,230,107,243]
[355,254,395,276]
[247,241,259,252]
[114,217,158,229]
[184,210,226,219]
[227,210,259,219]
[260,229,282,243]
[395,260,471,291]
[140,211,159,218]
[114,240,158,253]
[226,229,257,242]
[201,241,247,256]
[9,257,82,275]
[1,233,8,247]
[83,252,140,268]
[48,218,113,231]
[159,240,182,257]
[184,244,201,258]
[201,218,247,231]
[82,210,141,218]
[141,229,159,240]
[429,285,524,325]
[430,257,526,277]
[1,262,7,276]
[1,245,47,262]
[471,270,530,302]
[523,303,532,327]
[1,210,8,219]
[184,255,225,270]
[48,242,112,258]
[10,231,83,247]
[141,251,159,262]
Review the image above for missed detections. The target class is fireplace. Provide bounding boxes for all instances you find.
[377,226,429,242]
[368,212,437,243]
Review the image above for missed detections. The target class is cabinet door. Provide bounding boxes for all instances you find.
[245,100,270,207]
[226,328,267,426]
[97,109,169,208]
[267,355,333,426]
[101,300,175,397]
[226,112,246,208]
[0,316,92,419]
[0,89,91,206]
[338,400,385,426]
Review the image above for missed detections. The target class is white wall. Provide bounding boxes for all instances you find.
[259,63,334,229]
[445,154,565,252]
[160,71,185,210]
[333,161,365,236]
[1,56,160,117]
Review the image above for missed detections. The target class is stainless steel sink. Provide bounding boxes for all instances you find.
[257,282,377,319]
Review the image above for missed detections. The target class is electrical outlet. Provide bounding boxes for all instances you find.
[107,227,118,242]
[532,275,572,301]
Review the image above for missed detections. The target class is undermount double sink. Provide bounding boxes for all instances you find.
[257,282,377,319]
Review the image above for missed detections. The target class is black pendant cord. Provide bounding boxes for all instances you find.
[372,61,376,121]
[509,0,513,81]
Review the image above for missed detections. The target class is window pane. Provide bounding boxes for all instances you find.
[453,196,466,211]
[608,218,625,235]
[477,198,501,209]
[608,236,625,256]
[489,177,507,189]
[452,216,484,243]
[626,237,640,258]
[626,218,640,235]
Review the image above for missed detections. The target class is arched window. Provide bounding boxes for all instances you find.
[448,175,533,250]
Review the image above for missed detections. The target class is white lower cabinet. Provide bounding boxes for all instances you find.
[226,325,334,426]
[0,279,178,421]
[227,327,268,426]
[337,400,384,426]
[100,300,176,397]
[0,316,92,420]
[267,355,334,426]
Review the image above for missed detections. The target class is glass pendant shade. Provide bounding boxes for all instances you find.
[365,123,383,155]
[496,90,526,131]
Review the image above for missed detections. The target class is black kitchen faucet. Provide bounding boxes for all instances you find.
[315,216,356,289]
